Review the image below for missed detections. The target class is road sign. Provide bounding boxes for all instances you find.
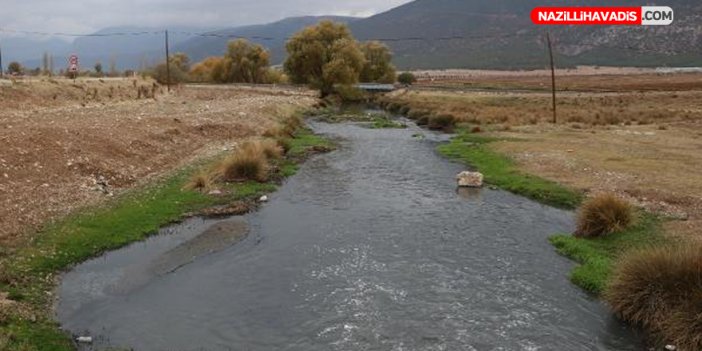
[68,54,78,72]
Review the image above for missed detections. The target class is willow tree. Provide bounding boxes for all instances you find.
[359,41,396,83]
[284,21,365,97]
[219,39,270,83]
[190,56,226,82]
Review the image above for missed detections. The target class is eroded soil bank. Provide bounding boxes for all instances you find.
[0,80,316,246]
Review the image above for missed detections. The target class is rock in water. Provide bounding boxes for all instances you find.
[456,171,484,188]
[76,336,92,343]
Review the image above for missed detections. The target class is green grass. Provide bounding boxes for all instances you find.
[0,127,332,351]
[287,128,334,158]
[369,117,407,129]
[549,213,665,294]
[437,132,583,209]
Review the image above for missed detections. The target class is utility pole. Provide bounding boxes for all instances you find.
[165,30,171,92]
[0,42,4,78]
[546,32,557,124]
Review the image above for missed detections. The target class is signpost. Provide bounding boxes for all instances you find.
[68,54,79,79]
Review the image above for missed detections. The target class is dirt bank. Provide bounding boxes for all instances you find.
[0,78,317,248]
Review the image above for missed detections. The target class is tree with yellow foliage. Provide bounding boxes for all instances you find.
[284,21,366,97]
[189,56,225,83]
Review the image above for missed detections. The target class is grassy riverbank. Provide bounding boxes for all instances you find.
[0,127,332,351]
[431,124,698,347]
[434,129,670,294]
[436,131,582,209]
[550,213,665,294]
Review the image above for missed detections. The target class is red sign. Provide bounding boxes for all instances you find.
[531,6,673,26]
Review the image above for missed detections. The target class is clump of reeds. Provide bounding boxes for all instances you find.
[575,193,633,237]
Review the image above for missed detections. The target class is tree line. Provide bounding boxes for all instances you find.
[151,21,404,97]
[4,21,416,96]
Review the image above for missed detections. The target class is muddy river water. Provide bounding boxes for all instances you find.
[58,121,642,350]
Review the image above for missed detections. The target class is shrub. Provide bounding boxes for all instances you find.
[471,126,482,133]
[398,72,417,85]
[398,105,411,115]
[239,139,284,161]
[282,114,303,136]
[221,147,269,182]
[407,109,428,120]
[605,244,702,350]
[416,115,429,126]
[575,194,633,237]
[386,102,402,113]
[428,114,456,131]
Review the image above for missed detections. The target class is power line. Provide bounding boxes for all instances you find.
[0,27,684,55]
[0,27,521,43]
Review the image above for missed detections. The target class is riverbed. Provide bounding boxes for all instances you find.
[57,121,642,350]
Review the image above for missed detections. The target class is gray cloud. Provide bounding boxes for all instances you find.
[1,0,412,38]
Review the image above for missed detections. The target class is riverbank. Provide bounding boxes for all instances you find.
[377,87,700,348]
[0,81,317,247]
[434,130,667,292]
[1,125,332,350]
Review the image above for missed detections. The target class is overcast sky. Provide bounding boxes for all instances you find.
[1,0,413,40]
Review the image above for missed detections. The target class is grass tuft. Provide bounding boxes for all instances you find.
[221,146,269,183]
[184,171,213,192]
[575,193,633,237]
[428,114,456,131]
[605,244,702,350]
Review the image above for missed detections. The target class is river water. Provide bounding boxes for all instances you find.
[57,121,642,350]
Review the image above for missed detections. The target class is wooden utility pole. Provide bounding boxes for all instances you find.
[546,32,557,124]
[165,30,171,92]
[0,43,4,78]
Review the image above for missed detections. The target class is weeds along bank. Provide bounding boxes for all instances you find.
[0,106,333,350]
[0,77,164,110]
[378,90,702,349]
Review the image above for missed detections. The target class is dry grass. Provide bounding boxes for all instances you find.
[240,139,283,160]
[427,114,456,131]
[221,146,269,183]
[381,89,702,127]
[414,71,702,92]
[576,194,634,237]
[605,244,702,350]
[184,171,214,192]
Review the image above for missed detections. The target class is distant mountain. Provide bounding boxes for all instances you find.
[5,1,701,72]
[7,26,213,71]
[0,37,70,67]
[349,0,702,69]
[175,16,360,64]
[67,26,214,71]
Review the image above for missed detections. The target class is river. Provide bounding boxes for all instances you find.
[57,120,642,350]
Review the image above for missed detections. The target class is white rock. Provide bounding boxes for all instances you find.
[76,336,92,343]
[259,195,268,202]
[208,190,223,196]
[665,345,676,351]
[456,171,484,188]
